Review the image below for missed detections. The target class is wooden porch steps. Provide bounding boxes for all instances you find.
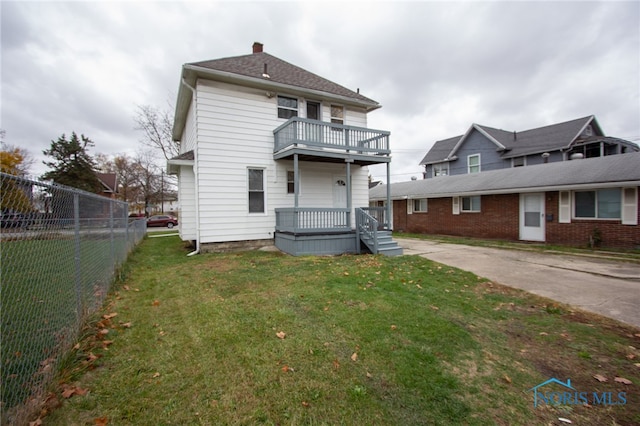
[360,230,404,256]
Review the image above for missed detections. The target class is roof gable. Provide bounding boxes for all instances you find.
[420,115,607,165]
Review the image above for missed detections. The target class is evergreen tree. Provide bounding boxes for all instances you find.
[42,132,102,192]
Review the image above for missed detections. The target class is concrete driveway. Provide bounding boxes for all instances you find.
[395,238,640,329]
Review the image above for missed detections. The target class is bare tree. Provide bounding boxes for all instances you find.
[133,105,178,161]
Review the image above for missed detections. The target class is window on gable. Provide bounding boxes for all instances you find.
[277,96,298,119]
[413,199,428,212]
[574,188,621,219]
[287,170,295,194]
[512,157,525,167]
[468,154,480,174]
[433,163,449,177]
[461,196,481,212]
[248,168,265,213]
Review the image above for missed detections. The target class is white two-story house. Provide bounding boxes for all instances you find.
[168,42,401,256]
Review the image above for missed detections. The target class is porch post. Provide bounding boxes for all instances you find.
[386,161,391,230]
[346,159,352,227]
[294,153,299,208]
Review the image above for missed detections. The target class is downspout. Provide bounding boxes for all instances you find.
[182,77,201,256]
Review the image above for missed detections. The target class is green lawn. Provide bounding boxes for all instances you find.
[42,236,639,425]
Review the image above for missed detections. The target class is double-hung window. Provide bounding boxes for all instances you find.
[248,168,265,213]
[468,154,481,174]
[330,105,344,130]
[277,96,298,119]
[287,171,295,194]
[574,189,621,219]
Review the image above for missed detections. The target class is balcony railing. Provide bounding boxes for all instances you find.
[275,207,351,234]
[274,117,390,156]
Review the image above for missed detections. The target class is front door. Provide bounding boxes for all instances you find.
[306,101,322,143]
[519,193,545,241]
[333,177,347,208]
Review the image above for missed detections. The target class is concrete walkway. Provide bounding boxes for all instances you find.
[395,238,640,329]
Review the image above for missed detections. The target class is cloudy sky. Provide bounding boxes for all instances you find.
[2,1,639,183]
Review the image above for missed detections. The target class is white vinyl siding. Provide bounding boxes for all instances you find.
[177,165,197,241]
[188,80,372,243]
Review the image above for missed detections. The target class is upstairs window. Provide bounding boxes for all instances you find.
[277,96,298,119]
[330,105,344,129]
[468,154,480,174]
[433,163,449,177]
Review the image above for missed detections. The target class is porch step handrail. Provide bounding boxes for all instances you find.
[355,208,378,254]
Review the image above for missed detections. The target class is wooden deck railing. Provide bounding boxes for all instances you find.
[275,208,351,234]
[274,117,390,156]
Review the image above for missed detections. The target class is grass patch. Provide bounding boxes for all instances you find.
[43,237,640,425]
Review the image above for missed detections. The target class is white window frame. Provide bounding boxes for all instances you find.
[512,156,526,168]
[433,163,449,177]
[573,188,622,220]
[461,195,481,212]
[248,167,266,214]
[330,104,344,129]
[286,170,298,195]
[277,95,298,119]
[412,198,428,213]
[468,154,481,174]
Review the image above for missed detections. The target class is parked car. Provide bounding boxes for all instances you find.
[0,212,34,229]
[146,215,178,228]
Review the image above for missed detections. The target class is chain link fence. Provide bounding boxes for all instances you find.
[1,172,146,423]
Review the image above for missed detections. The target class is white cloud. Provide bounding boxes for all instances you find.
[1,0,638,182]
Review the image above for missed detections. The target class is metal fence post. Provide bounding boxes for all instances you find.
[73,192,82,323]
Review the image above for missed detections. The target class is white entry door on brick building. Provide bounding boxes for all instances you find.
[519,193,545,241]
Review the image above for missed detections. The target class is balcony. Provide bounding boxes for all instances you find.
[273,117,391,165]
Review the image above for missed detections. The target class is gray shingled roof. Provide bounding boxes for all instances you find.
[372,151,640,200]
[190,52,378,106]
[420,116,606,165]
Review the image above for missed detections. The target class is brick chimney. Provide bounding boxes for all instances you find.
[252,42,263,54]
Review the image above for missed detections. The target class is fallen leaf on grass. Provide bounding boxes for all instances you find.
[29,419,43,426]
[94,417,108,426]
[390,325,397,330]
[276,331,286,339]
[503,375,512,384]
[626,354,636,360]
[593,374,607,382]
[351,352,358,362]
[152,300,160,306]
[614,377,632,385]
[430,305,439,311]
[102,313,118,320]
[302,401,310,407]
[635,363,640,368]
[333,359,340,370]
[61,385,88,399]
[87,352,99,362]
[152,372,161,378]
[120,322,132,328]
[98,329,109,335]
[281,365,293,372]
